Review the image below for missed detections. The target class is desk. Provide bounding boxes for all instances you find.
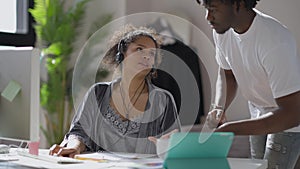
[0,149,267,169]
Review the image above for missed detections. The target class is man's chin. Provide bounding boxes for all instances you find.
[215,29,227,34]
[214,27,230,34]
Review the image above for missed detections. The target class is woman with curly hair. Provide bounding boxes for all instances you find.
[49,24,181,157]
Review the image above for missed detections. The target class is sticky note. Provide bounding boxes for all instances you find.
[1,80,21,102]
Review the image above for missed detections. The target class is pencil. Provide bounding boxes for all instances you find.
[74,156,108,163]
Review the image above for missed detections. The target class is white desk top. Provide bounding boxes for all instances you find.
[0,149,267,169]
[228,158,268,169]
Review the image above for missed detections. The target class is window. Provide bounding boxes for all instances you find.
[0,0,35,47]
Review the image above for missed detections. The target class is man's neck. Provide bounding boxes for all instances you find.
[233,9,256,34]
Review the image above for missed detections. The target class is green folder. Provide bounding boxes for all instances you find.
[164,132,234,169]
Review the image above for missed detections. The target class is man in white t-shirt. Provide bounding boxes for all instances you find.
[196,0,300,168]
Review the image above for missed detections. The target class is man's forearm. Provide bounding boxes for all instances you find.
[216,109,299,135]
[214,68,237,111]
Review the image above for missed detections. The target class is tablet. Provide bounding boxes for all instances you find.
[166,132,234,159]
[164,132,234,169]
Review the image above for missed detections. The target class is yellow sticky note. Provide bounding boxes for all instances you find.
[1,80,21,102]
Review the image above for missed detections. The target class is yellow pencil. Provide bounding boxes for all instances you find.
[74,156,108,163]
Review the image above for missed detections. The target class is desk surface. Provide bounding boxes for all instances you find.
[0,149,267,169]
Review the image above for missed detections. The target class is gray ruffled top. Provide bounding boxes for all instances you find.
[62,79,181,154]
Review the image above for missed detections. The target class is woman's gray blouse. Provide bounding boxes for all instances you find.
[62,80,181,154]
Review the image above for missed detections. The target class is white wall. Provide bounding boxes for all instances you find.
[256,0,300,47]
[70,0,126,67]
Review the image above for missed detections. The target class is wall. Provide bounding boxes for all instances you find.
[70,0,126,67]
[257,0,300,47]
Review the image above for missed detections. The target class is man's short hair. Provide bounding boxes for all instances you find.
[196,0,260,10]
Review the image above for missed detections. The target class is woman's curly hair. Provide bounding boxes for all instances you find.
[103,24,163,66]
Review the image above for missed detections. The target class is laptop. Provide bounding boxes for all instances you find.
[164,132,234,169]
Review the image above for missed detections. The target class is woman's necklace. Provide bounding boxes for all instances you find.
[119,80,146,120]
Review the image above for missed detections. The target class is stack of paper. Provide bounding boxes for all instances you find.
[75,152,163,169]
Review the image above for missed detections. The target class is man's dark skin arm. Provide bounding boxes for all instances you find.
[216,90,300,135]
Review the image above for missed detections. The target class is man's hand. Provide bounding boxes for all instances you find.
[206,109,227,129]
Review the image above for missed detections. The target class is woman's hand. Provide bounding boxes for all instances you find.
[49,144,81,158]
[49,137,85,158]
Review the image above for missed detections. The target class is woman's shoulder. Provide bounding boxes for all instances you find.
[92,78,120,89]
[149,83,174,99]
[87,81,112,95]
[92,81,112,88]
[149,83,178,111]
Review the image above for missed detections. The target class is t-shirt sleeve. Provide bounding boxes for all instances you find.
[213,30,231,70]
[261,41,300,98]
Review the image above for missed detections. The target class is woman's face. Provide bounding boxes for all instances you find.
[123,36,157,77]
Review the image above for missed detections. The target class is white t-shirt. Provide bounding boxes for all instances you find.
[213,9,300,132]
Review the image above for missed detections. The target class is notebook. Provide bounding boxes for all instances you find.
[164,132,234,169]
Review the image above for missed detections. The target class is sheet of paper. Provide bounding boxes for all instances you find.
[12,155,114,169]
[0,154,19,162]
[75,152,163,169]
[75,152,158,161]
